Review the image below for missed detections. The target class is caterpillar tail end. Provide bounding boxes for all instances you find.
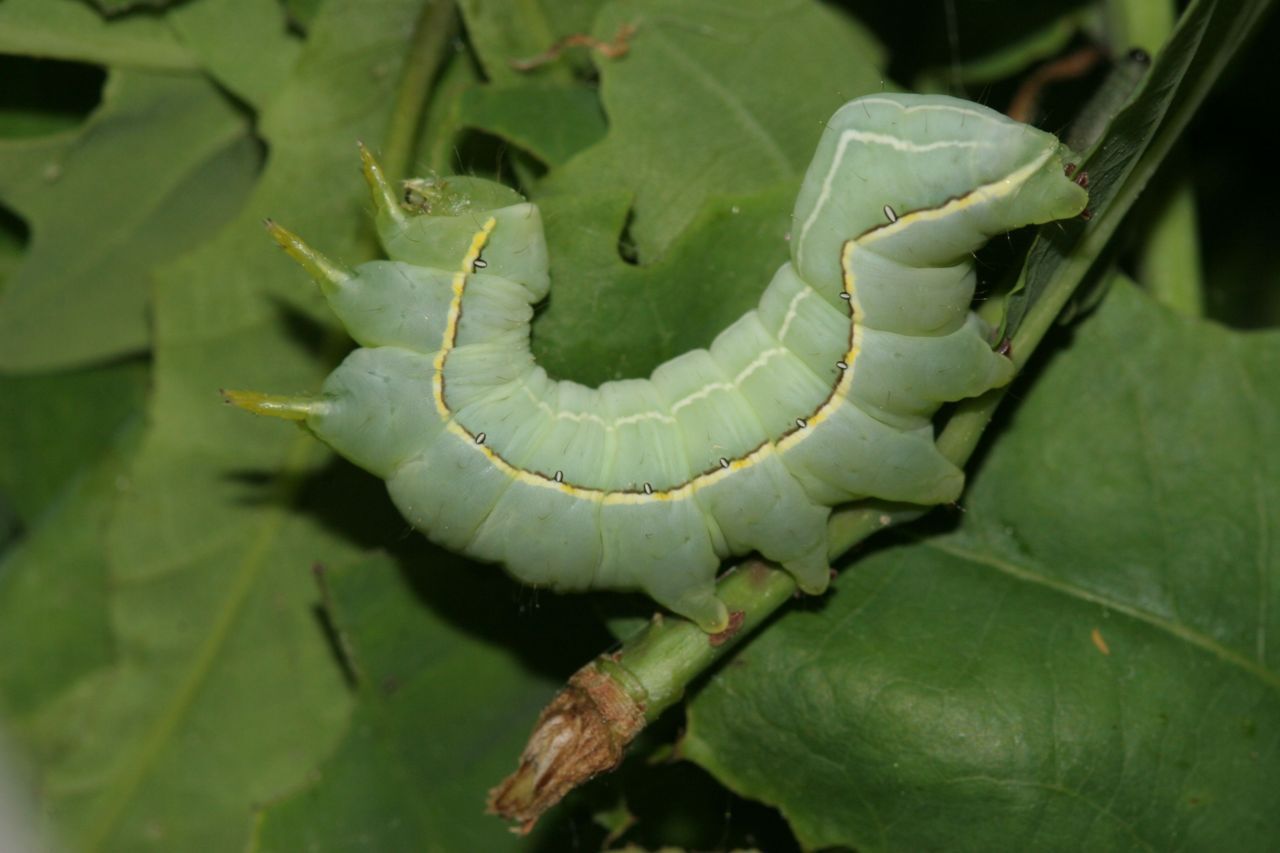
[263,219,350,294]
[221,389,325,421]
[357,141,407,228]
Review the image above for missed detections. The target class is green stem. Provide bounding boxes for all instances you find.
[1106,0,1205,317]
[1105,0,1176,54]
[1138,174,1205,317]
[612,59,1202,714]
[620,231,1095,722]
[382,0,457,184]
[613,171,1131,723]
[606,561,798,718]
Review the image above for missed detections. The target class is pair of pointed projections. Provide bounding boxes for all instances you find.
[226,93,1088,631]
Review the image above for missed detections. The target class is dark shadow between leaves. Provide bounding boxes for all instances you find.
[0,56,104,139]
[569,709,806,853]
[267,295,342,364]
[450,128,546,197]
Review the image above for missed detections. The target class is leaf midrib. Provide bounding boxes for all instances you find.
[79,431,322,851]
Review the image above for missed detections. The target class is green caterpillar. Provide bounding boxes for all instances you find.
[227,93,1088,632]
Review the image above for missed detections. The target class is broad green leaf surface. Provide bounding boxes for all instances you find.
[0,360,147,524]
[7,2,440,849]
[283,0,326,31]
[168,0,303,107]
[455,0,605,83]
[86,0,175,15]
[533,184,796,383]
[543,0,885,261]
[0,417,140,726]
[486,0,886,382]
[0,0,194,70]
[252,554,602,852]
[545,0,885,258]
[685,280,1280,850]
[457,81,606,168]
[0,69,260,370]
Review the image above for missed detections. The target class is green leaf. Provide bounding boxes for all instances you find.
[543,0,885,260]
[458,81,606,168]
[684,279,1280,850]
[456,0,606,83]
[251,553,600,851]
[532,183,795,383]
[513,0,884,383]
[9,1,443,849]
[0,69,261,370]
[84,0,177,14]
[282,0,326,31]
[0,360,148,525]
[0,0,194,70]
[168,0,303,108]
[0,417,140,726]
[0,56,105,139]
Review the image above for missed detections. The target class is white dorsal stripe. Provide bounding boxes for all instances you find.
[512,348,794,434]
[519,383,609,427]
[671,381,736,414]
[837,129,988,154]
[777,287,810,342]
[796,128,992,259]
[613,410,677,427]
[854,96,1004,124]
[734,346,789,385]
[667,345,790,414]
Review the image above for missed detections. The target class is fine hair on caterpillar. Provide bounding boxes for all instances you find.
[225,93,1088,632]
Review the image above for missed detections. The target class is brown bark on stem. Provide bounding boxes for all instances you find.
[487,662,646,833]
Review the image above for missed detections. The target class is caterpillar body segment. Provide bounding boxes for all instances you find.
[229,94,1088,631]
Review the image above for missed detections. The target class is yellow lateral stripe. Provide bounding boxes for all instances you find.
[432,217,498,418]
[461,218,497,270]
[777,239,861,452]
[859,147,1055,245]
[436,213,866,502]
[449,413,782,503]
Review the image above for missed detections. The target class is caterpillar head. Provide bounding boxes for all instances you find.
[360,145,550,299]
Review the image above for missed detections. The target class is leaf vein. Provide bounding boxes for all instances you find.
[927,540,1280,691]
